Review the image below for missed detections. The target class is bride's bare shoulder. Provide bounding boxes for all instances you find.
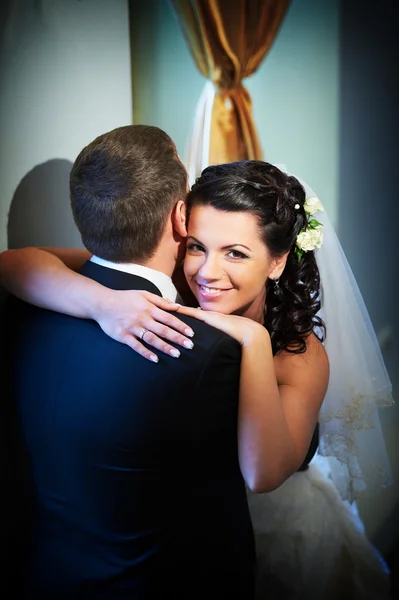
[274,333,329,384]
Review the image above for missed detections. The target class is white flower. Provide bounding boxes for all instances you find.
[304,196,324,216]
[296,225,323,252]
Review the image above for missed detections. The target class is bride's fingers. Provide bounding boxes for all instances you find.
[137,329,188,358]
[174,308,233,337]
[150,306,195,338]
[120,333,160,363]
[174,305,206,319]
[144,319,195,351]
[122,325,193,362]
[143,292,181,312]
[174,306,224,330]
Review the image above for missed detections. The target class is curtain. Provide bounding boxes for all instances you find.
[170,0,290,183]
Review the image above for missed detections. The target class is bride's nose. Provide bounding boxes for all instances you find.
[198,254,223,281]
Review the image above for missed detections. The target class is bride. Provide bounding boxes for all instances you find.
[0,160,393,598]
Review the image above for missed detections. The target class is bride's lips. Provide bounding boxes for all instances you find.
[196,283,234,301]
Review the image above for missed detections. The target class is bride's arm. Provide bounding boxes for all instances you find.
[0,247,92,312]
[238,329,328,491]
[0,247,195,361]
[175,306,329,492]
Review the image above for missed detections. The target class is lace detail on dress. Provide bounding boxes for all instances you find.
[318,393,394,500]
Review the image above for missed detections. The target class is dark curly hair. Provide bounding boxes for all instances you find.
[186,161,326,355]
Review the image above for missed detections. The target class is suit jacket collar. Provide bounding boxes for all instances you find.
[79,261,163,296]
[89,256,177,301]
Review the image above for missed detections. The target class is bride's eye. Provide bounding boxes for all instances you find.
[227,250,249,260]
[187,243,205,253]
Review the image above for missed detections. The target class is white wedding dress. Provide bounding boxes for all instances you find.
[247,451,391,599]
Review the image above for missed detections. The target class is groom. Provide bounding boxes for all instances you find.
[5,125,255,598]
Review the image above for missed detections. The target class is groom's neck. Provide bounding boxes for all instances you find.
[138,226,186,279]
[136,257,174,278]
[135,241,177,279]
[127,225,184,279]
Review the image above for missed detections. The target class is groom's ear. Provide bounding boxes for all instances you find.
[173,200,187,238]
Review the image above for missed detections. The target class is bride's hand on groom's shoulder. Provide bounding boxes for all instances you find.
[94,289,195,362]
[175,306,267,347]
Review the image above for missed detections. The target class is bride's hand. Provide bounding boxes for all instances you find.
[175,305,266,347]
[94,289,195,362]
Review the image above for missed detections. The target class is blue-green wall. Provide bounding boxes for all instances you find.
[130,0,339,220]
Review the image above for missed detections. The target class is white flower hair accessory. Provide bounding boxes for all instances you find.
[303,196,324,216]
[295,196,324,261]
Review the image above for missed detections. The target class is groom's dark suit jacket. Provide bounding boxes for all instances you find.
[4,262,255,599]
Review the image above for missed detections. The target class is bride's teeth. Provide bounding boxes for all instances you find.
[202,286,221,294]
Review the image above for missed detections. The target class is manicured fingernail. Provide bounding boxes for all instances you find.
[170,349,180,358]
[184,340,194,349]
[185,328,194,337]
[150,354,159,363]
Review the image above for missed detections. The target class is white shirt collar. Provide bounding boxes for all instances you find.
[90,256,178,301]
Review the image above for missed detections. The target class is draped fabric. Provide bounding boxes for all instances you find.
[170,0,290,183]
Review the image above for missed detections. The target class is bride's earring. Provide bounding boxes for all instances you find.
[273,277,280,292]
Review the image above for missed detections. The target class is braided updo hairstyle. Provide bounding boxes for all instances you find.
[186,161,325,355]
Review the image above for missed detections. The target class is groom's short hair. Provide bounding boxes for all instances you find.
[70,125,187,262]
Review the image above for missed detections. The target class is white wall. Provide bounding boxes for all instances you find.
[130,0,204,154]
[0,0,132,251]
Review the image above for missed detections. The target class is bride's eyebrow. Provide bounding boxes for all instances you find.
[187,236,252,252]
[186,236,203,244]
[222,244,252,251]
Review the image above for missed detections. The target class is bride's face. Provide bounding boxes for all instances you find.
[184,205,276,320]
